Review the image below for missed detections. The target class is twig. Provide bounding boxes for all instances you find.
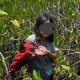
[57,49,75,51]
[72,61,80,66]
[56,48,80,54]
[0,52,9,75]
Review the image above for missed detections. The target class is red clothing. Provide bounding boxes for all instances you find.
[9,40,38,73]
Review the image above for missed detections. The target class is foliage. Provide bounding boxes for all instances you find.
[0,0,80,79]
[33,69,41,80]
[54,52,80,80]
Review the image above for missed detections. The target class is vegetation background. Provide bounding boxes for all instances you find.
[0,0,80,80]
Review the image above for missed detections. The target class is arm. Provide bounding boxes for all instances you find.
[38,45,57,60]
[9,40,38,73]
[47,42,57,60]
[47,51,57,60]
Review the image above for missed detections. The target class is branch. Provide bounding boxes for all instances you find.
[56,48,80,54]
[0,52,9,75]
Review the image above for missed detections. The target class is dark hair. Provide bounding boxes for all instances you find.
[34,13,54,42]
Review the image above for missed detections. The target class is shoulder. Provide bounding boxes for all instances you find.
[26,33,37,44]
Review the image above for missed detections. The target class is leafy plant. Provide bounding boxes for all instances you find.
[33,69,41,80]
[0,0,80,79]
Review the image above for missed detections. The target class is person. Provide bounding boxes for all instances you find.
[9,13,57,80]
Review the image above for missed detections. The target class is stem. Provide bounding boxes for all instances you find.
[0,52,9,75]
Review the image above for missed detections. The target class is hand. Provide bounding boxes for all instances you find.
[34,49,46,56]
[38,45,50,53]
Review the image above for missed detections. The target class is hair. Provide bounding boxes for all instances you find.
[34,13,54,42]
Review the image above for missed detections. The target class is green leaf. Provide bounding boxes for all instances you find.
[54,66,61,73]
[33,69,41,80]
[0,10,8,20]
[21,67,27,76]
[0,23,6,33]
[61,65,70,71]
[55,52,63,64]
[11,19,20,27]
[0,10,8,15]
[69,73,72,78]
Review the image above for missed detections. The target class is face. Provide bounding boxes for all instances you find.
[39,33,47,40]
[39,20,50,40]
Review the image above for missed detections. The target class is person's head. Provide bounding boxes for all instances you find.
[34,13,54,42]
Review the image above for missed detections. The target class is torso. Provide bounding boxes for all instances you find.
[27,33,55,76]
